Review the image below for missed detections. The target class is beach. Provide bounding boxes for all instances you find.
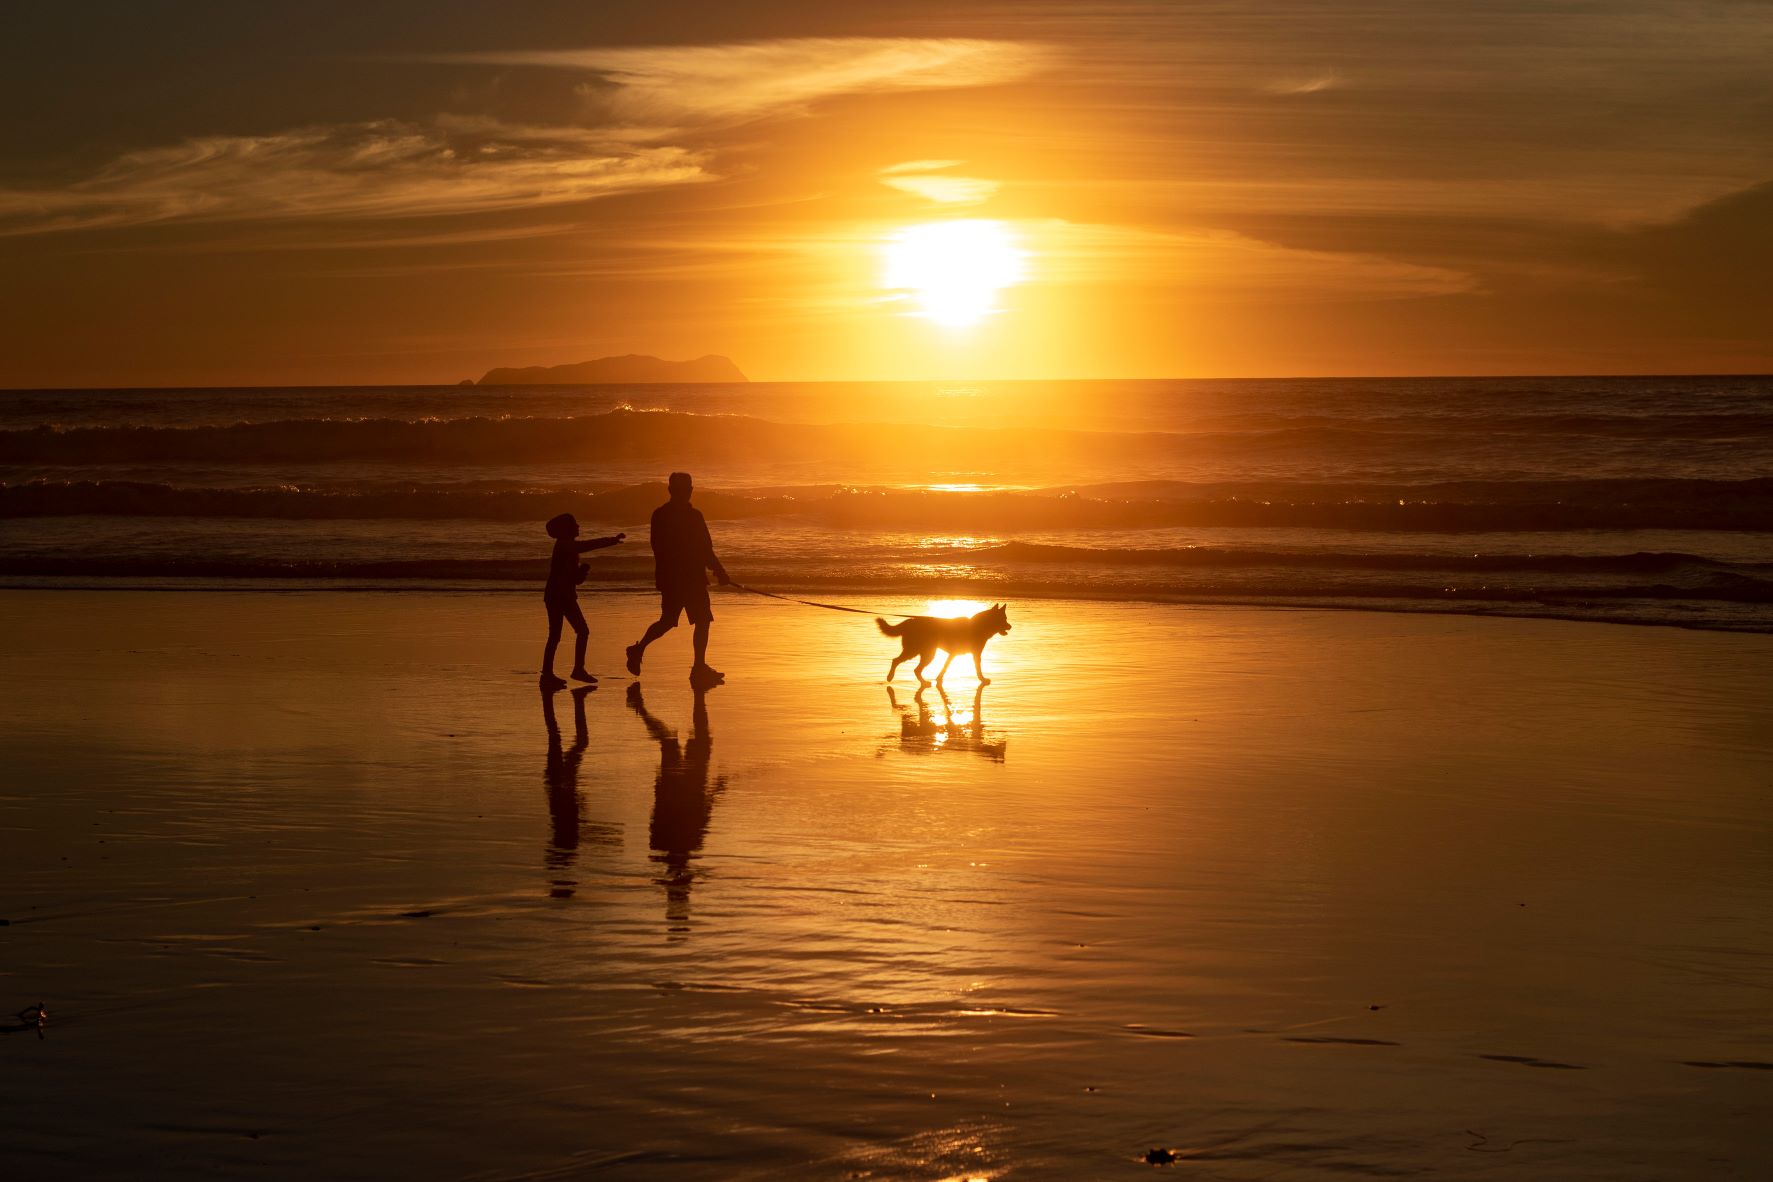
[3,588,1768,1180]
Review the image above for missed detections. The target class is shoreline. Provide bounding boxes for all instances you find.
[8,371,1773,393]
[2,575,1769,634]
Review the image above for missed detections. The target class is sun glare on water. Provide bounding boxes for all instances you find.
[921,598,993,619]
[882,220,1027,327]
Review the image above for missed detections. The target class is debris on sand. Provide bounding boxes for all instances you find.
[3,1003,47,1038]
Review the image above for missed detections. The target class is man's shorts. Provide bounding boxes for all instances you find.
[658,582,713,626]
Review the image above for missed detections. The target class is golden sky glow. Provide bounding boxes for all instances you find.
[882,221,1027,327]
[1,2,1771,385]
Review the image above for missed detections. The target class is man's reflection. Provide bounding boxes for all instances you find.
[884,684,1007,762]
[627,682,726,937]
[541,685,619,898]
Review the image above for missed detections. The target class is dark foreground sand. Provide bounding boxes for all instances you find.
[2,589,1769,1180]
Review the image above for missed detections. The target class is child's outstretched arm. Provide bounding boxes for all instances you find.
[575,531,626,553]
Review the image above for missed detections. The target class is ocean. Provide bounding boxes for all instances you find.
[3,375,1771,631]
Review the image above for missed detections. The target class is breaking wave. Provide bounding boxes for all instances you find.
[6,476,1773,532]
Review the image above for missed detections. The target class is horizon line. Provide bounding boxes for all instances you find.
[5,371,1772,393]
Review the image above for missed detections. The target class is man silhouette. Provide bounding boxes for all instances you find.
[626,472,731,686]
[627,682,725,937]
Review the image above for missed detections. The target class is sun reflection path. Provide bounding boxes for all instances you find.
[919,597,993,618]
[883,684,1007,763]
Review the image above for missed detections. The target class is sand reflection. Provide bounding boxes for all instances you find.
[540,685,620,899]
[628,682,727,938]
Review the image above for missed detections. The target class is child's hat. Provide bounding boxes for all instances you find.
[545,512,576,539]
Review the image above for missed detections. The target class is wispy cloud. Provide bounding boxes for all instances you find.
[0,120,710,235]
[881,160,968,176]
[1,37,1048,239]
[101,220,591,256]
[880,161,1000,206]
[1264,69,1341,95]
[882,175,1002,205]
[1027,220,1477,301]
[430,37,1051,127]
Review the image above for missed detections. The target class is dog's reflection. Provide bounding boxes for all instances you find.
[627,682,727,938]
[883,684,1007,763]
[541,685,621,899]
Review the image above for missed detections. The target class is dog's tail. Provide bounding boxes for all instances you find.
[875,616,908,636]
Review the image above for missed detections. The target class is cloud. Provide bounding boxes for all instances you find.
[431,37,1051,126]
[880,161,1000,206]
[1264,69,1341,95]
[1015,2,1773,230]
[0,37,1048,238]
[118,221,591,256]
[881,175,1002,205]
[1027,220,1477,301]
[881,160,968,176]
[0,120,711,236]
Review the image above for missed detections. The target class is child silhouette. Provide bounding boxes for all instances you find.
[540,513,624,689]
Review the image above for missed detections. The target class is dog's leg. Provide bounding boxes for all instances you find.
[973,649,990,685]
[935,651,956,688]
[887,653,905,683]
[913,652,932,686]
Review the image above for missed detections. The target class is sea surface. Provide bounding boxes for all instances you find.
[3,376,1771,630]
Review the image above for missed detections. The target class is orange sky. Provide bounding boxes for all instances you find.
[2,1,1771,386]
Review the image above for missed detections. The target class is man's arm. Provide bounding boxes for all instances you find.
[700,515,730,585]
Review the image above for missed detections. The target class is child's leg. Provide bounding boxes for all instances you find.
[565,601,591,676]
[541,603,565,674]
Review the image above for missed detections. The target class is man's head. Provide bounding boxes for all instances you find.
[667,471,693,502]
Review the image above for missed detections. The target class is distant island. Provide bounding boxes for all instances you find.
[474,354,747,385]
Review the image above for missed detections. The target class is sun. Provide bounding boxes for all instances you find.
[882,220,1027,327]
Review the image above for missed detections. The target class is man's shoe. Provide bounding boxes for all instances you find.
[625,643,644,676]
[690,663,725,688]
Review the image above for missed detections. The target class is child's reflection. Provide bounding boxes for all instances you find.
[541,685,621,898]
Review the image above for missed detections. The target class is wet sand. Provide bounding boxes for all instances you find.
[2,589,1769,1180]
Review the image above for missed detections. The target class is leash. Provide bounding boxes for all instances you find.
[729,583,889,617]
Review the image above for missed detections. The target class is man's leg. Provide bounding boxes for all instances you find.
[628,598,679,675]
[686,588,723,684]
[637,616,674,651]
